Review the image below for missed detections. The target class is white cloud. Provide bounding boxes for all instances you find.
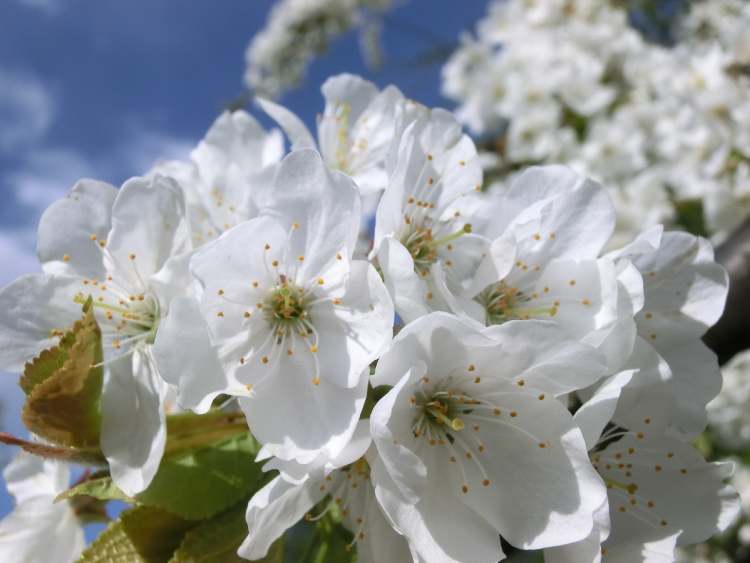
[0,69,55,153]
[0,229,39,288]
[9,148,92,210]
[14,0,62,15]
[119,129,194,173]
[6,128,195,216]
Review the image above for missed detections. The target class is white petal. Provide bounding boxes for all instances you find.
[265,420,372,484]
[478,320,608,395]
[311,260,393,388]
[256,97,317,150]
[602,532,679,563]
[498,165,615,259]
[574,370,636,451]
[152,296,231,413]
[371,312,488,388]
[371,456,503,563]
[189,216,287,386]
[100,349,168,496]
[3,449,68,504]
[238,475,324,560]
[0,274,83,372]
[0,497,84,563]
[377,237,432,324]
[456,391,606,550]
[466,234,516,299]
[543,524,602,563]
[37,178,116,279]
[239,364,367,464]
[605,224,663,262]
[635,232,727,344]
[356,493,416,563]
[370,367,430,503]
[105,175,191,287]
[257,149,361,280]
[191,110,283,180]
[596,436,740,553]
[612,337,674,436]
[658,340,722,439]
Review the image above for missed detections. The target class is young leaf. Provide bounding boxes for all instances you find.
[22,297,104,448]
[169,503,283,563]
[78,506,195,563]
[137,433,264,520]
[19,328,76,395]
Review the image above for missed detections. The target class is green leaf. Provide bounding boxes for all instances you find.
[22,297,104,448]
[137,433,263,520]
[168,503,283,563]
[78,506,195,563]
[56,474,133,504]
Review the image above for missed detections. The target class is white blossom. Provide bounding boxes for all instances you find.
[369,313,608,561]
[186,149,393,463]
[0,450,85,563]
[0,175,192,495]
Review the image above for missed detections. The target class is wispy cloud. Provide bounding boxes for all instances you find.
[0,69,55,153]
[14,0,62,15]
[7,129,194,212]
[0,65,195,284]
[0,229,39,288]
[9,148,92,210]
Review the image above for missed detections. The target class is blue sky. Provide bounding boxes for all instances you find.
[0,0,488,535]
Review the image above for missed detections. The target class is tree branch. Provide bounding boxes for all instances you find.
[704,219,750,364]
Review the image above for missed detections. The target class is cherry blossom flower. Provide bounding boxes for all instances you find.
[373,109,485,323]
[0,175,192,494]
[547,374,741,562]
[369,313,608,562]
[258,73,404,195]
[187,149,393,463]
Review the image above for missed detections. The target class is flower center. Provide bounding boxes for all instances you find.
[332,102,352,173]
[400,223,472,276]
[408,371,553,495]
[73,283,160,356]
[264,277,310,324]
[475,281,558,326]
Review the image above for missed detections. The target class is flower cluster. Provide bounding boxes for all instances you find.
[0,74,740,562]
[442,0,750,246]
[244,0,393,98]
